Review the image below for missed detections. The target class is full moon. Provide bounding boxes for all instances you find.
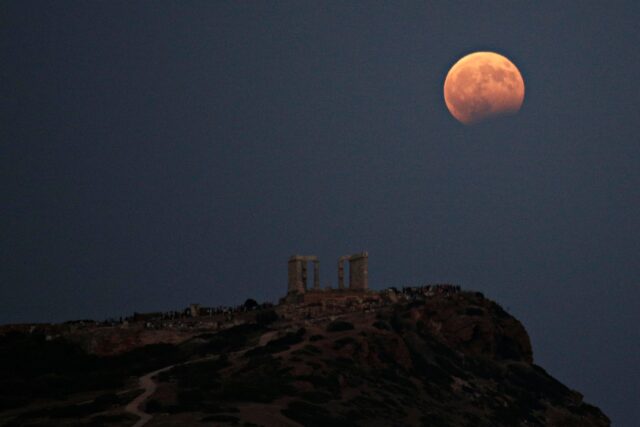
[444,51,525,125]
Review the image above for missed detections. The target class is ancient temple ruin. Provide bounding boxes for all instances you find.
[287,255,320,294]
[286,252,368,298]
[338,252,368,291]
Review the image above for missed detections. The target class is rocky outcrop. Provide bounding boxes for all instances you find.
[410,291,533,363]
[144,291,609,427]
[0,291,609,427]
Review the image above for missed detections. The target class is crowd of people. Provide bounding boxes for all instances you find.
[384,284,462,298]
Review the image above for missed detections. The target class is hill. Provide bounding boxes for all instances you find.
[0,288,609,426]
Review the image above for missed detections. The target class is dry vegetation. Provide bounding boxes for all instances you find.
[0,292,609,427]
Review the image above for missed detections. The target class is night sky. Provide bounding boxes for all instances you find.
[2,2,639,424]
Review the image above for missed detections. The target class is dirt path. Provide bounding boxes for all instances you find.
[124,329,277,427]
[258,330,278,346]
[124,364,176,427]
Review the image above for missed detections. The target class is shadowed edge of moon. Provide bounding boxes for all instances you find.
[444,52,524,125]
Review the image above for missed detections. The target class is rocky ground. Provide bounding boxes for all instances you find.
[0,290,610,426]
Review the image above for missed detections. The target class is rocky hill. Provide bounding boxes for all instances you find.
[0,290,609,426]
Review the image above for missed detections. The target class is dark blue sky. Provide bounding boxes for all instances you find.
[2,1,639,424]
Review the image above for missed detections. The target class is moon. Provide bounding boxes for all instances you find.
[444,51,525,125]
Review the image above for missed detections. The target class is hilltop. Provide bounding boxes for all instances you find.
[0,287,609,426]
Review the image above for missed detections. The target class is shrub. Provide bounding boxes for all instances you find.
[200,414,240,423]
[333,337,357,350]
[372,320,391,330]
[256,309,279,325]
[465,307,484,316]
[282,400,351,427]
[145,399,165,413]
[243,299,259,310]
[326,320,354,332]
[291,344,321,356]
[299,390,334,404]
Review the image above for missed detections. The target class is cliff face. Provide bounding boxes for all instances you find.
[0,291,610,427]
[143,291,609,427]
[395,291,533,363]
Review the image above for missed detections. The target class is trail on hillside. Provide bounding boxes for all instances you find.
[124,329,278,427]
[124,364,176,427]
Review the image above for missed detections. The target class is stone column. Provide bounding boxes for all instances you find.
[349,252,368,291]
[301,261,308,291]
[313,260,320,290]
[288,256,306,294]
[338,257,346,289]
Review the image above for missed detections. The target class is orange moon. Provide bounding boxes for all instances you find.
[444,51,525,125]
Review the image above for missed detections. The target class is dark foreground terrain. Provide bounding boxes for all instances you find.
[0,290,609,426]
